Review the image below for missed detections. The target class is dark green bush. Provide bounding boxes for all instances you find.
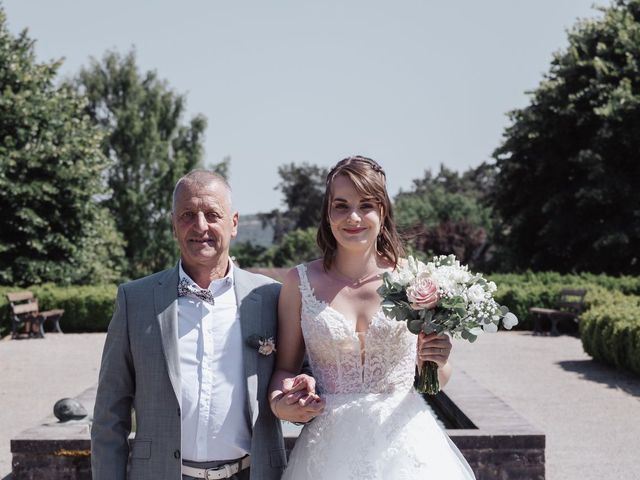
[0,284,117,336]
[580,294,640,375]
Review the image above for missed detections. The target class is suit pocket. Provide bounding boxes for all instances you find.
[130,438,152,459]
[269,447,286,468]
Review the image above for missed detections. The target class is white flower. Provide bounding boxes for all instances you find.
[502,312,518,330]
[487,281,497,293]
[467,284,485,304]
[482,322,498,333]
[389,266,414,285]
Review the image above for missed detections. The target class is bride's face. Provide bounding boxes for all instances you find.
[328,175,382,251]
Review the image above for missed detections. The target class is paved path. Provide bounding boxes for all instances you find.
[0,333,106,479]
[1,331,639,479]
[452,331,640,480]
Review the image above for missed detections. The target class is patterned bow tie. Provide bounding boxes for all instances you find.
[178,277,215,305]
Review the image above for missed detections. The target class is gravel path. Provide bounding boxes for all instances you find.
[1,331,639,479]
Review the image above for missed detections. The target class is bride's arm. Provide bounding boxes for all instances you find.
[417,332,453,388]
[268,268,324,423]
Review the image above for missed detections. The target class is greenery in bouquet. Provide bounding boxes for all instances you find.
[378,255,518,394]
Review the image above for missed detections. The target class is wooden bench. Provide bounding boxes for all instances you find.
[7,291,64,339]
[529,288,586,336]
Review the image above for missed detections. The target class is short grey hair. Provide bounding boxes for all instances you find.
[172,170,233,211]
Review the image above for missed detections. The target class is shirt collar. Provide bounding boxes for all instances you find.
[178,260,235,295]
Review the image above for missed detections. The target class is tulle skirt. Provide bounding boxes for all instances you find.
[282,389,475,480]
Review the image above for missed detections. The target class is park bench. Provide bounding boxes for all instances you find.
[529,288,586,336]
[6,291,64,339]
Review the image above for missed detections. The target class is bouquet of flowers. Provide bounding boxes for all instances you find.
[378,255,518,395]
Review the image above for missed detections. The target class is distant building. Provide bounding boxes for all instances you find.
[233,214,274,247]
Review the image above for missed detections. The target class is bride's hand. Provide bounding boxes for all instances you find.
[417,332,452,369]
[272,374,325,423]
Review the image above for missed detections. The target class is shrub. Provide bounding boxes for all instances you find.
[0,284,117,336]
[580,293,640,375]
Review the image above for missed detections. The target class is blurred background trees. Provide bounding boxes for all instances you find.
[0,10,124,286]
[72,50,208,279]
[491,0,640,274]
[3,0,640,281]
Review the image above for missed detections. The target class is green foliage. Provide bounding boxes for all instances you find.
[0,284,117,336]
[72,49,208,279]
[0,9,125,286]
[491,0,640,274]
[260,163,328,243]
[230,241,272,269]
[394,164,496,269]
[488,271,640,330]
[580,293,640,375]
[271,228,320,267]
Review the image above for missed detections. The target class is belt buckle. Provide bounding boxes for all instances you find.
[205,463,233,480]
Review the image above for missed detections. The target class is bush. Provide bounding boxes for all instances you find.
[580,293,640,376]
[488,272,640,330]
[0,284,117,336]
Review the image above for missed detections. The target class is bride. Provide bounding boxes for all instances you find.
[268,156,475,479]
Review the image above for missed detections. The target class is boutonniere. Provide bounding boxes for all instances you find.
[246,334,277,356]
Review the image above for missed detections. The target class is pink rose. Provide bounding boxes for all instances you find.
[406,274,439,310]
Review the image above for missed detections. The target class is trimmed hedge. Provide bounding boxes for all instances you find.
[0,284,117,336]
[580,293,640,376]
[488,272,640,331]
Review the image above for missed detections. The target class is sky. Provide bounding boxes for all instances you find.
[3,0,602,215]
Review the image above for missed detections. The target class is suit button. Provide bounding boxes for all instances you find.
[177,407,181,417]
[174,449,180,459]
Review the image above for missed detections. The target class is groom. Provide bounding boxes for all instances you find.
[92,170,296,480]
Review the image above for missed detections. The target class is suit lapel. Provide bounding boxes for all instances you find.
[155,266,181,403]
[234,268,261,425]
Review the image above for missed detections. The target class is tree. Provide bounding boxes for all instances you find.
[260,163,328,243]
[491,0,640,274]
[271,228,320,267]
[72,50,208,279]
[0,9,124,286]
[394,164,496,269]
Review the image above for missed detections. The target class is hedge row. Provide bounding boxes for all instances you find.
[0,284,117,337]
[488,272,640,330]
[580,294,640,376]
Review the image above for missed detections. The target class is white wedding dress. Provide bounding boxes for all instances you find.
[282,264,476,480]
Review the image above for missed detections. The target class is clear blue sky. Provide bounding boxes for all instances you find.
[3,0,601,215]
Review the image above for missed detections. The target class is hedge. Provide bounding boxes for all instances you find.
[580,293,640,376]
[0,284,117,337]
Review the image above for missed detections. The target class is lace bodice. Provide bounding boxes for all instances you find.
[297,264,416,395]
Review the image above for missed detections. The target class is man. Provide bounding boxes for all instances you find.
[92,170,311,480]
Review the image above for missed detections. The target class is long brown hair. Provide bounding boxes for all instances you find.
[317,156,405,270]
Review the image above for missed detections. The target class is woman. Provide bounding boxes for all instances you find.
[268,156,475,479]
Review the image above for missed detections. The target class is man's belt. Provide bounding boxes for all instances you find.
[182,455,251,479]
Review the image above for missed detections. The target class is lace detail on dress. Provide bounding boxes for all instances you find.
[283,264,477,480]
[296,264,415,395]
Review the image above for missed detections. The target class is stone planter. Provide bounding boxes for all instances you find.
[12,368,544,479]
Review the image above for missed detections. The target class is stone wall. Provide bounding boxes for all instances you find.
[12,369,545,479]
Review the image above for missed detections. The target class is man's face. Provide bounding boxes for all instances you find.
[171,180,238,271]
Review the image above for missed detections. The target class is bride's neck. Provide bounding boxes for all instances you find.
[332,248,382,280]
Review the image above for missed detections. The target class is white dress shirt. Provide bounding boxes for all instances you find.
[177,262,251,462]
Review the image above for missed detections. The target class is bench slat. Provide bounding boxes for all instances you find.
[13,302,39,315]
[7,291,34,302]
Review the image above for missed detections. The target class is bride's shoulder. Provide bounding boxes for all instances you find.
[282,259,323,286]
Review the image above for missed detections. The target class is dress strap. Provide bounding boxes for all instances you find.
[296,264,317,308]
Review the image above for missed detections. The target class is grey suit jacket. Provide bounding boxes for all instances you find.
[91,265,286,480]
